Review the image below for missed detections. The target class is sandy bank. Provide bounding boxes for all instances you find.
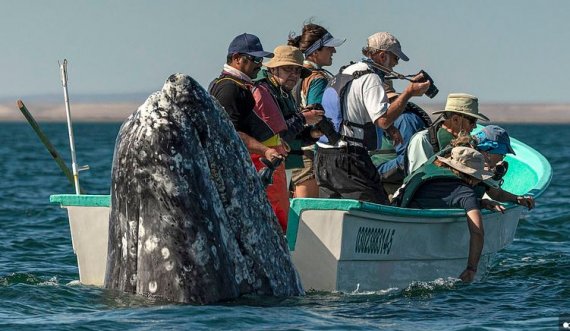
[1,100,569,124]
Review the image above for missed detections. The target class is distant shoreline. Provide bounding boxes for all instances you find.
[2,100,569,123]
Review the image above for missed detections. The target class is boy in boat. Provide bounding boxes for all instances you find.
[471,125,535,209]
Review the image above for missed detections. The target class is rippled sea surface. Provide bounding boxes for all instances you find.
[0,122,567,330]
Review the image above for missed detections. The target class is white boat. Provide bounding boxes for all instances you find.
[50,134,551,291]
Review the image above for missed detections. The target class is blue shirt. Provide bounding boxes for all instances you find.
[377,111,426,175]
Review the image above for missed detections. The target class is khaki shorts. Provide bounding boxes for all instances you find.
[291,150,315,186]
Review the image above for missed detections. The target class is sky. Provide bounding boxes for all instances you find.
[0,0,569,103]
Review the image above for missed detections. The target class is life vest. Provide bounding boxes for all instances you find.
[250,83,288,137]
[210,74,287,144]
[426,118,445,154]
[319,63,378,150]
[394,142,494,208]
[393,160,461,208]
[261,76,305,169]
[293,68,331,107]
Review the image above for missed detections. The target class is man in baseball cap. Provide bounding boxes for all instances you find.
[314,31,430,204]
[227,33,274,59]
[366,32,409,62]
[209,33,284,203]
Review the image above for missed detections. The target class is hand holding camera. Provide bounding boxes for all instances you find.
[300,104,325,125]
[405,72,431,98]
[303,103,342,145]
[413,70,439,99]
[370,62,439,99]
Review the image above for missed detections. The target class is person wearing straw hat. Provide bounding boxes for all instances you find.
[395,146,504,282]
[405,93,490,174]
[258,45,324,153]
[250,45,324,231]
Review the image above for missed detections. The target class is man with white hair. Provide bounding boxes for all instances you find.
[315,32,430,204]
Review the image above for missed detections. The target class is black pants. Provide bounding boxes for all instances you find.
[315,146,388,205]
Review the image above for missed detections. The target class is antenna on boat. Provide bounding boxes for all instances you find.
[59,59,89,195]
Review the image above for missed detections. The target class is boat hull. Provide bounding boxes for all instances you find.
[49,131,551,291]
[66,206,109,286]
[52,197,520,291]
[288,201,520,291]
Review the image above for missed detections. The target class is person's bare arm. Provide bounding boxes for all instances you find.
[480,198,506,213]
[374,73,431,129]
[374,74,430,145]
[486,186,535,210]
[460,209,484,282]
[238,132,284,161]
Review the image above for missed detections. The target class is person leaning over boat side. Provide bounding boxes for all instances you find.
[315,32,430,204]
[395,146,502,282]
[467,125,535,210]
[405,93,490,174]
[209,33,291,231]
[287,23,346,198]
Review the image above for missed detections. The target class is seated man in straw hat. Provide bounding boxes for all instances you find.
[405,93,490,174]
[395,146,505,282]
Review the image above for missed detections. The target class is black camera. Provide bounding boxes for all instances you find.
[417,70,439,99]
[492,161,509,187]
[316,117,341,145]
[304,103,342,145]
[258,157,284,187]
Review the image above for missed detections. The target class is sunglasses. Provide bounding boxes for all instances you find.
[241,54,263,64]
[278,66,302,75]
[461,115,477,125]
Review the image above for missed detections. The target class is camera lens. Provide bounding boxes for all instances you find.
[425,84,439,99]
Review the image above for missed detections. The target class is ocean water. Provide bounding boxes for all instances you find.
[0,122,567,330]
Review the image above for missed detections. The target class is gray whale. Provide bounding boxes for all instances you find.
[104,73,303,304]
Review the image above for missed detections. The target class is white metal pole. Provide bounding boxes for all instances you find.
[60,59,81,195]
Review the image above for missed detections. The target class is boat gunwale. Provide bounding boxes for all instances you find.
[49,134,552,253]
